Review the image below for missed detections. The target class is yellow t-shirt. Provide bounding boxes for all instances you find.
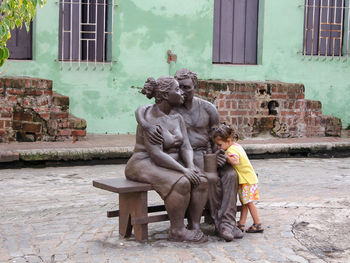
[226,144,258,185]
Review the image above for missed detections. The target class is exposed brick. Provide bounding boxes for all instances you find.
[6,88,24,95]
[50,112,69,120]
[59,129,72,136]
[37,98,49,106]
[53,93,69,107]
[59,119,69,128]
[39,112,50,120]
[25,79,32,89]
[231,101,237,109]
[72,130,86,137]
[235,110,248,115]
[4,120,10,128]
[44,90,53,96]
[8,96,17,103]
[1,112,12,118]
[218,110,228,116]
[12,121,21,130]
[13,111,33,122]
[22,122,42,133]
[68,116,87,129]
[24,89,43,96]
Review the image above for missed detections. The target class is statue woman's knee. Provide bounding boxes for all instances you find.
[174,177,191,195]
[196,176,208,192]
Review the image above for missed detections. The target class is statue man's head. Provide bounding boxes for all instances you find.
[174,68,198,103]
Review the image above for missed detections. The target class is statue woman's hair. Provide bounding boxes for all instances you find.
[142,76,178,104]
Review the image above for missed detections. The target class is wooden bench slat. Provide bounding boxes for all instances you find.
[93,178,153,193]
[131,214,169,225]
[107,205,166,218]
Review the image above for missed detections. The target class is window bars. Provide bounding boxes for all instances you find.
[58,0,115,69]
[303,0,350,60]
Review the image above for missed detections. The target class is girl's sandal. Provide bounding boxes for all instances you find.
[236,222,245,232]
[246,223,264,233]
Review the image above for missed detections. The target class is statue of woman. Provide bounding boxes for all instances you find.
[125,76,208,242]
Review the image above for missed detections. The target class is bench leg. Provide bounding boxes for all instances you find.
[119,192,148,241]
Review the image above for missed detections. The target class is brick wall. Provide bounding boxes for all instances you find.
[0,77,87,142]
[196,80,342,138]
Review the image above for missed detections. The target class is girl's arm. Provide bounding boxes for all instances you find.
[227,153,240,166]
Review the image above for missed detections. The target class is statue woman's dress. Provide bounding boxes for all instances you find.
[125,110,188,200]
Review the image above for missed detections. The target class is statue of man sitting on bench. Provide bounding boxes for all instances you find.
[133,69,243,241]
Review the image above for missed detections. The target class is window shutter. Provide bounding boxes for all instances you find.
[7,24,32,60]
[59,0,80,61]
[213,0,259,64]
[304,0,344,56]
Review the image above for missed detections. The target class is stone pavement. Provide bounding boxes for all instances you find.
[0,134,350,164]
[1,158,350,263]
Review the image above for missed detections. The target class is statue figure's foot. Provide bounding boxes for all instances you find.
[186,222,201,231]
[220,227,234,242]
[169,228,208,243]
[232,226,244,239]
[220,226,244,241]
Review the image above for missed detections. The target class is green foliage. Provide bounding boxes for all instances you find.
[0,0,46,66]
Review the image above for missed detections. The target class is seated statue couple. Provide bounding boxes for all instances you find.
[125,69,243,242]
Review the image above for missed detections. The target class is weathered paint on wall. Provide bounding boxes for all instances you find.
[3,0,350,133]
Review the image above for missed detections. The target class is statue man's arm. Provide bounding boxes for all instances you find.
[204,100,219,128]
[203,100,227,167]
[135,105,163,144]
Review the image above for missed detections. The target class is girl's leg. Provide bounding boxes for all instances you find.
[239,204,249,226]
[246,202,261,224]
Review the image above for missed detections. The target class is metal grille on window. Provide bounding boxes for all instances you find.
[58,0,114,69]
[303,0,350,59]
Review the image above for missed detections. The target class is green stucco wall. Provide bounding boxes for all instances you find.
[3,0,350,133]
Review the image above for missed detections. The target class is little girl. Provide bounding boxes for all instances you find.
[212,124,264,233]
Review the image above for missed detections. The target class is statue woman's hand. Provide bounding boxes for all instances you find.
[144,124,163,144]
[183,168,201,187]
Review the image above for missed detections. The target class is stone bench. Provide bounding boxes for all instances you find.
[93,177,241,242]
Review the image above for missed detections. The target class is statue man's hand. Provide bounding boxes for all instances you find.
[216,149,227,167]
[183,168,201,187]
[144,124,163,144]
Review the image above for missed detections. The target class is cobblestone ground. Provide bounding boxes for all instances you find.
[1,158,350,263]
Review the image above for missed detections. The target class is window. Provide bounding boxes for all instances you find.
[7,24,32,60]
[58,0,113,66]
[303,0,349,57]
[212,0,259,64]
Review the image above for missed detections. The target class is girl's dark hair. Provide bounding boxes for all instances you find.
[211,123,238,141]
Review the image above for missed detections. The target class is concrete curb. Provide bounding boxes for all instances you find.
[15,146,134,162]
[244,141,350,158]
[1,141,350,164]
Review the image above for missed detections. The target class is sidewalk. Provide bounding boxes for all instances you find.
[1,134,350,164]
